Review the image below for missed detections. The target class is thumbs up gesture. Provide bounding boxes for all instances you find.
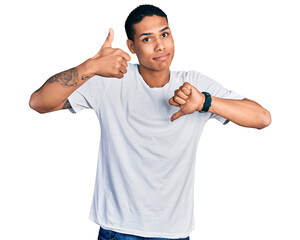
[89,28,131,78]
[169,82,205,122]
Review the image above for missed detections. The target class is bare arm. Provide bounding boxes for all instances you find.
[29,63,92,113]
[29,28,131,113]
[206,97,271,129]
[169,82,271,129]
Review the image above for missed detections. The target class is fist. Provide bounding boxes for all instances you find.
[169,82,205,122]
[90,28,131,79]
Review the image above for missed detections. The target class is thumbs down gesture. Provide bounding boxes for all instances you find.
[169,82,205,122]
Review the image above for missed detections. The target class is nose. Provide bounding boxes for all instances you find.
[154,38,165,52]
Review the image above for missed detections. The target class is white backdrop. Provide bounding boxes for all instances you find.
[1,0,299,239]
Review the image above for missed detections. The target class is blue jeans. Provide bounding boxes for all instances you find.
[98,227,190,240]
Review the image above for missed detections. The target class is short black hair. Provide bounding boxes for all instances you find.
[125,4,168,41]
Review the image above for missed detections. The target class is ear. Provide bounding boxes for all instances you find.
[126,39,136,54]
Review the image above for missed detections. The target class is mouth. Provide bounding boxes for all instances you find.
[153,53,170,61]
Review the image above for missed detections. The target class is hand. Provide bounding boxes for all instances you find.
[89,28,131,78]
[169,82,205,122]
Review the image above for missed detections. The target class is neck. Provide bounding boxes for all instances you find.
[138,64,170,88]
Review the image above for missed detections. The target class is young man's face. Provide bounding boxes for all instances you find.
[127,15,175,72]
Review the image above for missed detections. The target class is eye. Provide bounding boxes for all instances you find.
[162,32,169,37]
[143,37,151,42]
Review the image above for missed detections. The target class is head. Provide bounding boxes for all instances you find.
[125,4,175,72]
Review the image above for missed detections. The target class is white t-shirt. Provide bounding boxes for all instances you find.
[68,63,244,239]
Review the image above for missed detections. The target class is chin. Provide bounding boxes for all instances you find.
[137,53,174,71]
[146,60,173,72]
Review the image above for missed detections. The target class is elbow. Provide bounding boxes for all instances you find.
[257,109,272,130]
[29,93,48,114]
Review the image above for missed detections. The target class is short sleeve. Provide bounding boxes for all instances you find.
[68,75,109,114]
[188,71,244,124]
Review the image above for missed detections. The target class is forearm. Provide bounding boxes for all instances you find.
[29,59,94,113]
[30,29,131,114]
[204,97,271,129]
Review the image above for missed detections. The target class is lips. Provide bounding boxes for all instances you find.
[153,53,170,61]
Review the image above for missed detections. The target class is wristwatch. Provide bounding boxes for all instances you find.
[200,92,212,112]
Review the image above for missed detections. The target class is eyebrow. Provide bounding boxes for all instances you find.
[139,26,170,38]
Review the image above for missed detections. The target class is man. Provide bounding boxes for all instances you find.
[29,4,271,240]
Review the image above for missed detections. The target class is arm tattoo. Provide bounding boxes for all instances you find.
[62,99,71,109]
[81,75,90,81]
[34,68,89,93]
[47,68,79,87]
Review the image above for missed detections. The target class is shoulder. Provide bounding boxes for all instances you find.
[127,62,138,76]
[171,69,217,88]
[171,69,206,80]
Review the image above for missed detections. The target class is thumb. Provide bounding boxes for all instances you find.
[171,110,185,122]
[102,28,114,48]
